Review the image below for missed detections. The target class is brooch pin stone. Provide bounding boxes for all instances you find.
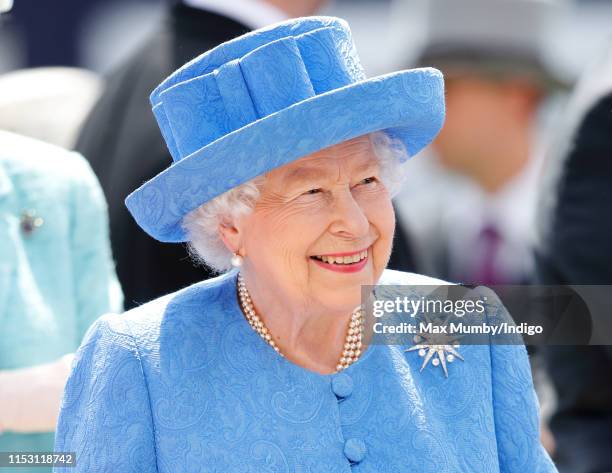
[20,209,44,236]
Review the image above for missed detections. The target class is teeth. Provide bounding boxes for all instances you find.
[314,249,369,265]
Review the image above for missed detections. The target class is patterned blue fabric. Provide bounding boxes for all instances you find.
[54,269,557,472]
[125,17,445,243]
[0,132,123,473]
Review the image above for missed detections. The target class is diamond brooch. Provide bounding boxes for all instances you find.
[405,315,464,378]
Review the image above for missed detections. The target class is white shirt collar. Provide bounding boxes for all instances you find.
[181,0,288,30]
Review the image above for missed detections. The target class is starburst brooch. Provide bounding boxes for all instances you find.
[404,315,464,377]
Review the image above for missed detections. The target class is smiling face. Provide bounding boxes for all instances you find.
[226,135,396,314]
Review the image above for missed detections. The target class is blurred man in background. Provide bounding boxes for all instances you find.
[77,0,326,309]
[395,0,566,286]
[393,1,564,454]
[536,43,612,473]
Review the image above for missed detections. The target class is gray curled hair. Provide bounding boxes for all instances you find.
[182,132,409,273]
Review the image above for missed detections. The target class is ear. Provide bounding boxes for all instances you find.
[218,220,244,256]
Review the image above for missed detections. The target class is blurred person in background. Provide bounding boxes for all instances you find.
[536,43,612,473]
[0,3,122,470]
[0,130,122,472]
[0,0,164,73]
[395,0,566,286]
[393,0,565,455]
[76,0,328,309]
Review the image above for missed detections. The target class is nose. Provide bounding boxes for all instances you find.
[328,188,370,239]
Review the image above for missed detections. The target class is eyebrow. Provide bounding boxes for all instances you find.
[281,160,379,186]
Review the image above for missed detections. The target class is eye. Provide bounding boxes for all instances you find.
[303,188,322,195]
[359,177,378,185]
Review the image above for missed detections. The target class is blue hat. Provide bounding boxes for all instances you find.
[125,16,445,243]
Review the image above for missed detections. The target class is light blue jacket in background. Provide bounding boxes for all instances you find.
[0,131,123,472]
[54,268,556,473]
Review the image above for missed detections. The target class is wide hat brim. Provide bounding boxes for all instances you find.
[125,67,445,243]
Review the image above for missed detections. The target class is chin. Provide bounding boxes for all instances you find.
[318,292,364,315]
[316,272,378,312]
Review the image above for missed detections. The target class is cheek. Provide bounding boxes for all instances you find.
[245,202,328,268]
[436,109,472,149]
[357,189,395,244]
[373,203,395,274]
[373,199,395,249]
[434,120,479,169]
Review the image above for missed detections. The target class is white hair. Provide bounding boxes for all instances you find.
[182,132,410,273]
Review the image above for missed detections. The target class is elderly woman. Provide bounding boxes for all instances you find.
[54,17,556,472]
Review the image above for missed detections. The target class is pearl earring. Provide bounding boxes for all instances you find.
[231,253,243,267]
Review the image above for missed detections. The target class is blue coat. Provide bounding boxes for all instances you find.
[54,268,556,473]
[0,132,122,470]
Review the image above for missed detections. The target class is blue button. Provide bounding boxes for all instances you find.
[331,372,354,399]
[344,438,367,463]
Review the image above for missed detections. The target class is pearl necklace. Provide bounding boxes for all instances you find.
[236,272,365,372]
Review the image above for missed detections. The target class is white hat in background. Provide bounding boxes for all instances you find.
[0,67,102,148]
[414,0,568,90]
[0,0,13,14]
